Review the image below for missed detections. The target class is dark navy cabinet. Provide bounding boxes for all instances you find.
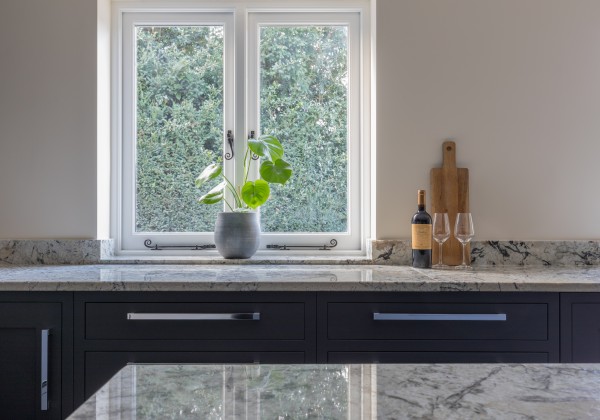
[4,289,600,419]
[0,293,73,419]
[73,292,317,405]
[317,292,560,363]
[560,293,600,362]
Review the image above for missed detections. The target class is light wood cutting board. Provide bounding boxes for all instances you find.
[430,141,470,266]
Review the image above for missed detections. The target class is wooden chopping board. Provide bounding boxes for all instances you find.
[430,141,470,266]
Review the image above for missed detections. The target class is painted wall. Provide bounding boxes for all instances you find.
[1,0,600,240]
[0,0,97,238]
[377,0,600,240]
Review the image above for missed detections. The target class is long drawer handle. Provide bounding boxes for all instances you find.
[127,312,261,321]
[373,313,507,321]
[41,329,49,411]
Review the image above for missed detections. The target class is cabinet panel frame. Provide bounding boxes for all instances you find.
[317,292,560,363]
[560,292,600,362]
[73,291,317,406]
[0,292,74,419]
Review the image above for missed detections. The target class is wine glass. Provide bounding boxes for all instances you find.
[454,213,475,269]
[432,213,450,268]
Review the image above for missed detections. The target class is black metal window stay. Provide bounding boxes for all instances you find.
[267,239,338,251]
[144,240,216,251]
[144,239,338,251]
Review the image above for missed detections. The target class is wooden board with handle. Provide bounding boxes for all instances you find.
[430,141,470,266]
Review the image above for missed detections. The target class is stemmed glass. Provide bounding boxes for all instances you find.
[454,213,475,269]
[432,213,450,268]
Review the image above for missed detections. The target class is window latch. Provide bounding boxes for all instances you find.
[225,130,234,160]
[249,131,260,160]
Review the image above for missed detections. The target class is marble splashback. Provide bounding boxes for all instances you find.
[371,240,600,267]
[1,238,600,266]
[0,239,114,265]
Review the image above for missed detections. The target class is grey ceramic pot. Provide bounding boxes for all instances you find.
[214,212,261,259]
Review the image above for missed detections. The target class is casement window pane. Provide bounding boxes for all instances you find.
[135,26,223,232]
[259,26,349,233]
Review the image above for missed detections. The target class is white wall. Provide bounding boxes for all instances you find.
[377,0,600,240]
[0,0,97,239]
[1,0,600,240]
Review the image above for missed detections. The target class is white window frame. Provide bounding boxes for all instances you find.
[119,10,235,253]
[112,1,371,257]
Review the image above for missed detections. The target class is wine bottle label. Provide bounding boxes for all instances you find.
[412,224,432,250]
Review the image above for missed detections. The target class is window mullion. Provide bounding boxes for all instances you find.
[233,4,248,197]
[223,11,237,210]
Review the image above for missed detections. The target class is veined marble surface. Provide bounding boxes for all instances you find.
[2,263,600,292]
[69,363,600,419]
[3,239,600,266]
[0,239,114,264]
[371,240,600,267]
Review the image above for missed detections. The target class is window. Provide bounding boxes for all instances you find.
[114,2,371,255]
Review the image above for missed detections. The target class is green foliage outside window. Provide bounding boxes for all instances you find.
[136,26,223,232]
[135,25,348,233]
[259,27,348,233]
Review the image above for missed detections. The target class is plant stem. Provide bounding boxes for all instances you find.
[243,147,251,184]
[223,176,242,209]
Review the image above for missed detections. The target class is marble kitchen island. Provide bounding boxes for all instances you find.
[68,363,600,419]
[3,263,600,418]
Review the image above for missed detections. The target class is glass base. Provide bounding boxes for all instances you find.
[455,264,473,270]
[432,263,450,269]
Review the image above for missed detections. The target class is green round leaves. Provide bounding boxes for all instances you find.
[194,163,222,189]
[260,158,292,185]
[197,181,225,205]
[241,179,270,209]
[248,135,284,162]
[195,134,291,211]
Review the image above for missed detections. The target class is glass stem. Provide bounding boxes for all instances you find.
[462,243,467,266]
[438,242,443,266]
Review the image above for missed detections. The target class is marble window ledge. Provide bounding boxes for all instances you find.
[1,238,600,266]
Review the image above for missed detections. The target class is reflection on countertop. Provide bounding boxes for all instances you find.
[68,363,600,419]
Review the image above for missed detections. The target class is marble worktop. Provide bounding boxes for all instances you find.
[1,263,600,292]
[68,363,600,419]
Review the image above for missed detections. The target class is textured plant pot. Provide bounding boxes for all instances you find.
[214,212,261,259]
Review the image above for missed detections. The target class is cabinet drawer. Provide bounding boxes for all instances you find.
[327,351,549,363]
[328,302,548,340]
[85,302,305,340]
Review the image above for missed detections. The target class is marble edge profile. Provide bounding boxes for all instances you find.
[6,279,600,293]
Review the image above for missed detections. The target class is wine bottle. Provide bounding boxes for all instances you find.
[411,189,432,268]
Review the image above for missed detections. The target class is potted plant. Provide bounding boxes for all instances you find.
[195,135,292,258]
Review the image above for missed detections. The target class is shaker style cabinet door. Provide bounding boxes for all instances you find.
[0,297,69,420]
[561,293,600,362]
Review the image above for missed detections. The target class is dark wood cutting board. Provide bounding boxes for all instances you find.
[430,141,470,266]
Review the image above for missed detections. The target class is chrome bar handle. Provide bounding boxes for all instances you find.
[40,329,49,411]
[373,313,507,321]
[127,313,260,321]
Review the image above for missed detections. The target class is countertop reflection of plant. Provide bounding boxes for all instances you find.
[195,135,292,211]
